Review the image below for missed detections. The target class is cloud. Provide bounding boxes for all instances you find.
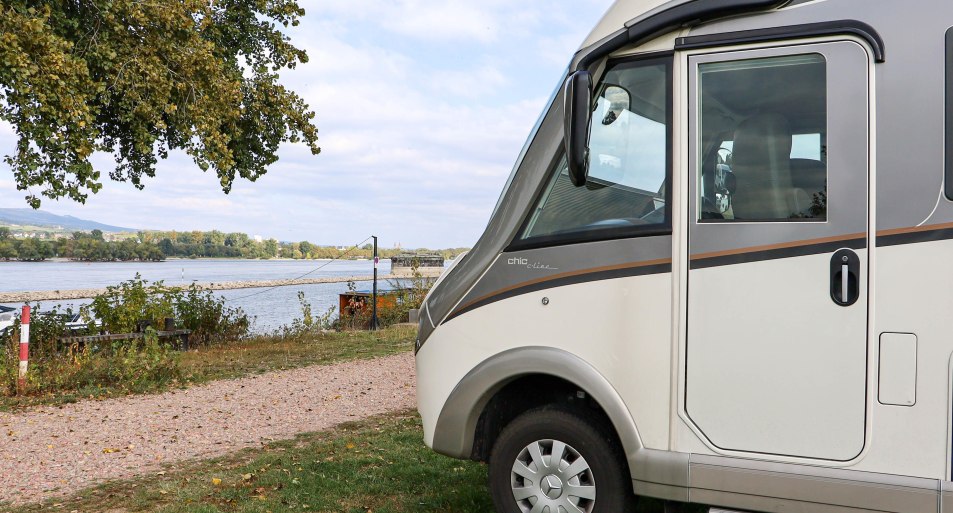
[0,0,616,248]
[387,1,502,43]
[430,64,508,99]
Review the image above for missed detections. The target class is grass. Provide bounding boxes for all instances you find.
[0,325,416,411]
[177,325,416,383]
[4,411,493,513]
[1,411,698,513]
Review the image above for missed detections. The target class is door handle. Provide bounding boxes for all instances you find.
[830,249,860,306]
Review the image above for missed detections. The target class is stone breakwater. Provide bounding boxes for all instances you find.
[0,274,403,303]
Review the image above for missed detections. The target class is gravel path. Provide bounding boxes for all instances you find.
[0,352,416,506]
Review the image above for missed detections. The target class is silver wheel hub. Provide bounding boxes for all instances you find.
[510,439,596,513]
[542,475,563,499]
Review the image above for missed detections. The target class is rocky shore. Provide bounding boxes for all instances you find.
[0,274,402,303]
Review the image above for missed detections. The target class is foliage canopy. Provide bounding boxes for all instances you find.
[0,1,320,207]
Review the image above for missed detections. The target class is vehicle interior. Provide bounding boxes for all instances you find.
[523,52,829,242]
[521,59,670,240]
[698,54,828,222]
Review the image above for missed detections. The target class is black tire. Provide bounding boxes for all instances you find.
[489,407,637,513]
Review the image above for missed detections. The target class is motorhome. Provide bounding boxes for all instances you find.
[414,0,953,512]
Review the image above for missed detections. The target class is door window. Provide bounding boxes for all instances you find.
[697,54,828,222]
[519,57,671,244]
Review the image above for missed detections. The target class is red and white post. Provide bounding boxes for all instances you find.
[18,305,30,392]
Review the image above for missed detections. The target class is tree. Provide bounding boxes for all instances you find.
[263,239,279,259]
[159,238,175,256]
[0,240,15,259]
[15,238,50,261]
[0,227,9,240]
[204,230,226,246]
[1,1,320,208]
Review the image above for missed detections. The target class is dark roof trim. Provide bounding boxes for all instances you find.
[877,222,953,247]
[675,20,887,62]
[690,234,867,270]
[575,0,791,71]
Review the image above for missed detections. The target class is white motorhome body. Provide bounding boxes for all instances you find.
[415,1,953,512]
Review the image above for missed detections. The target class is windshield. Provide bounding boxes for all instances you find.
[490,68,569,219]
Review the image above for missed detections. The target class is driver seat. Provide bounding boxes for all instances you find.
[730,113,808,220]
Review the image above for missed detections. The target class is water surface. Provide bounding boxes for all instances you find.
[0,259,419,333]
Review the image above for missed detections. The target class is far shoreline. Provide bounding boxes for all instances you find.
[0,257,382,264]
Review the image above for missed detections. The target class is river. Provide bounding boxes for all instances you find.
[0,259,424,333]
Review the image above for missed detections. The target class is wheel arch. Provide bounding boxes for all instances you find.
[431,346,645,478]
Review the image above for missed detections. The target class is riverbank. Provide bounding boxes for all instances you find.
[0,274,406,302]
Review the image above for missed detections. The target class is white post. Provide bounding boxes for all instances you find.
[17,305,30,392]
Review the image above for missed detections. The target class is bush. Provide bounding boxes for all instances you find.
[275,291,336,339]
[1,323,180,398]
[175,284,250,345]
[0,275,248,398]
[85,274,250,346]
[5,304,93,359]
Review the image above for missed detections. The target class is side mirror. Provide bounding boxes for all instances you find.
[564,70,592,187]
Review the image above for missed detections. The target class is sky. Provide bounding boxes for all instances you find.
[0,0,615,249]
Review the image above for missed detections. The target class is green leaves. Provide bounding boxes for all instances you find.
[85,274,251,346]
[0,1,320,207]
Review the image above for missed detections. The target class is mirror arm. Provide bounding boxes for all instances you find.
[564,71,593,187]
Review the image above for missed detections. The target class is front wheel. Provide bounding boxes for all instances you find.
[488,407,637,513]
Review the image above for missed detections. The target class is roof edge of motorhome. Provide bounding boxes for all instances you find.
[575,0,792,71]
[675,20,886,62]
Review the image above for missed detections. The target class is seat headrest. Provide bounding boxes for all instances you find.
[731,113,794,220]
[733,113,793,172]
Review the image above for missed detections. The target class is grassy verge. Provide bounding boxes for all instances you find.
[0,325,415,411]
[5,411,493,513]
[178,325,415,383]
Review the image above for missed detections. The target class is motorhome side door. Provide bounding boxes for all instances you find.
[685,41,870,460]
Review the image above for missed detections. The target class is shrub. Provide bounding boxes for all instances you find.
[274,291,336,339]
[175,284,250,345]
[4,304,93,359]
[1,322,180,398]
[0,275,247,398]
[84,274,250,346]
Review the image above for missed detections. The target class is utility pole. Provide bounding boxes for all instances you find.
[372,235,378,331]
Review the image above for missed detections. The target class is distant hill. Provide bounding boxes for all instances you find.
[0,208,135,233]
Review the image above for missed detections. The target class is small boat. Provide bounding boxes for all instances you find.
[0,306,15,336]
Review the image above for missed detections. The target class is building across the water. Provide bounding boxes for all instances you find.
[390,254,445,277]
